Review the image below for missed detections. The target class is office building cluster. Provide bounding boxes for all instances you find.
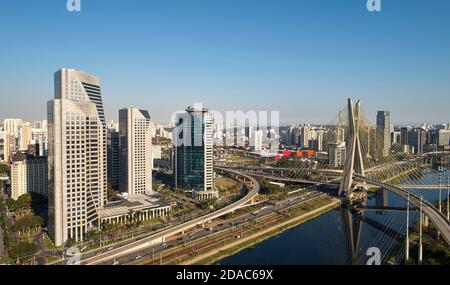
[46,69,169,246]
[279,111,450,167]
[0,68,219,246]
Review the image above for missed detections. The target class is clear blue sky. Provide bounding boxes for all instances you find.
[0,0,449,125]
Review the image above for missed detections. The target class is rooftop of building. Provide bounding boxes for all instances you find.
[12,152,27,162]
[186,106,209,113]
[98,192,170,219]
[11,152,48,163]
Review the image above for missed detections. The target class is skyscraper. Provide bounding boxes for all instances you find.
[438,129,450,148]
[174,106,216,200]
[328,142,346,167]
[3,118,22,138]
[10,152,48,200]
[254,129,263,151]
[107,129,120,189]
[408,128,426,154]
[400,127,410,146]
[0,131,13,163]
[3,118,23,150]
[300,125,310,147]
[48,68,107,246]
[18,121,32,151]
[119,107,153,195]
[376,111,391,157]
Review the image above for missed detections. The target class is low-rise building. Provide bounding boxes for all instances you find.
[97,192,172,225]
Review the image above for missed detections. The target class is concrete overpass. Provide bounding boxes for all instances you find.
[80,167,260,265]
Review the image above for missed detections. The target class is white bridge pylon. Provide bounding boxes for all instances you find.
[339,98,366,197]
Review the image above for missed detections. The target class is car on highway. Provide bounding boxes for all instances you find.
[135,255,142,260]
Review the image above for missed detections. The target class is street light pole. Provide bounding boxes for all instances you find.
[405,193,410,262]
[419,196,423,265]
[447,177,450,221]
[439,171,442,213]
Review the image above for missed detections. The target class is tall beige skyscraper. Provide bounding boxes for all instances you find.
[119,107,153,195]
[0,131,14,163]
[377,111,391,158]
[19,121,32,151]
[48,68,107,246]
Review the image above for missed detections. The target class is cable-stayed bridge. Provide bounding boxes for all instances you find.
[221,98,450,264]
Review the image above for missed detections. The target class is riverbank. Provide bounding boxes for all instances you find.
[182,198,341,265]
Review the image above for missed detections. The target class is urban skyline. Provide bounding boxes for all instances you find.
[1,0,450,270]
[1,1,450,124]
[1,67,450,266]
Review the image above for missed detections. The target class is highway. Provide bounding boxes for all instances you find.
[354,175,450,246]
[80,168,260,265]
[111,191,327,265]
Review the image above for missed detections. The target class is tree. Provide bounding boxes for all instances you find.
[5,198,16,210]
[65,238,76,248]
[107,182,119,200]
[0,164,9,174]
[8,242,39,260]
[260,182,283,195]
[85,229,100,245]
[13,215,44,234]
[16,193,32,210]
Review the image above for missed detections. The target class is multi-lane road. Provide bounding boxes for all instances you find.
[78,168,260,265]
[108,191,327,265]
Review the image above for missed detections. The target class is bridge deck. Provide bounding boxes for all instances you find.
[355,176,450,246]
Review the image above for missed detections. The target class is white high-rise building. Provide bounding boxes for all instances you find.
[10,153,48,200]
[300,125,311,147]
[438,129,450,147]
[18,121,32,151]
[48,68,107,246]
[254,129,263,151]
[31,125,48,157]
[3,118,23,150]
[3,118,23,138]
[328,142,347,167]
[119,107,153,195]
